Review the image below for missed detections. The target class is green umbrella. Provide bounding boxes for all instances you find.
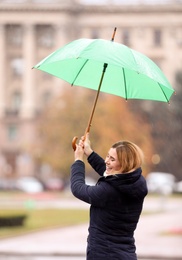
[33,28,174,149]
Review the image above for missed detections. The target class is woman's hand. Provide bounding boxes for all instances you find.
[83,133,93,157]
[74,133,93,161]
[74,141,84,162]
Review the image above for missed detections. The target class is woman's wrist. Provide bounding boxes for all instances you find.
[85,149,93,157]
[74,157,84,162]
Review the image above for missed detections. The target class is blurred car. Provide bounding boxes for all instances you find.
[0,179,17,191]
[174,181,182,193]
[146,172,176,195]
[43,178,64,191]
[15,177,44,193]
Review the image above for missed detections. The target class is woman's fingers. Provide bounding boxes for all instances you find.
[85,132,89,140]
[78,139,84,148]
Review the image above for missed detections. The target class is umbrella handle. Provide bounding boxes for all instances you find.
[72,136,78,151]
[72,127,90,151]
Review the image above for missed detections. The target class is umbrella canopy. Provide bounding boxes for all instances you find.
[34,38,174,103]
[33,31,175,150]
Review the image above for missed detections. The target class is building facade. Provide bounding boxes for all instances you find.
[0,0,182,177]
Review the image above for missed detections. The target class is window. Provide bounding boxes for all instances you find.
[42,91,51,106]
[10,58,24,77]
[7,125,18,141]
[122,29,130,46]
[91,29,99,39]
[176,28,182,47]
[11,91,22,111]
[36,25,54,48]
[153,29,162,47]
[6,24,23,46]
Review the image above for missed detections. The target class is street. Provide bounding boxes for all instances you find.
[0,194,181,260]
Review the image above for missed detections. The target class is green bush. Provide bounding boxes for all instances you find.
[0,208,89,238]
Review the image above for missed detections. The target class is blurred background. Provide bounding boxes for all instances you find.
[0,0,182,259]
[0,0,182,188]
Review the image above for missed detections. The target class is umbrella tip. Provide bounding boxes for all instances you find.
[111,27,117,42]
[167,90,176,104]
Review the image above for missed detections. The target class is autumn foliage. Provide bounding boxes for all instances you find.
[35,85,154,178]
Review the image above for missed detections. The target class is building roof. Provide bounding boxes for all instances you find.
[0,0,182,5]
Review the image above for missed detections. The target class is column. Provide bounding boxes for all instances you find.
[54,24,68,49]
[53,24,69,95]
[0,25,6,118]
[21,24,35,118]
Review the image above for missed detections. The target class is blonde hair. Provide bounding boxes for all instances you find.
[112,141,144,173]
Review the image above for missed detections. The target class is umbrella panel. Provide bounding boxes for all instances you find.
[35,38,173,93]
[38,59,173,102]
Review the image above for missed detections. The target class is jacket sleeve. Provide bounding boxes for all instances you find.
[87,152,106,176]
[70,160,115,207]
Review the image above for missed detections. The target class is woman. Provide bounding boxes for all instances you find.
[70,133,148,260]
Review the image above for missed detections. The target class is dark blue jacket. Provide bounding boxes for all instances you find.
[71,152,148,260]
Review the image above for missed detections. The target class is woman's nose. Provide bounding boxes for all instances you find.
[105,158,109,164]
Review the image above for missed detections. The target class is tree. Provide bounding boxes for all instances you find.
[129,70,182,180]
[32,86,154,179]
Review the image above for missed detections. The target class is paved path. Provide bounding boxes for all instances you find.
[135,204,182,259]
[0,196,181,259]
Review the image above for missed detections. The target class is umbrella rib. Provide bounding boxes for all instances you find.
[71,59,88,86]
[122,68,127,100]
[158,82,170,103]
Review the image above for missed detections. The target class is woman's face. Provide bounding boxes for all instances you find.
[105,148,121,175]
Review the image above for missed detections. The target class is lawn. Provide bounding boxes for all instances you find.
[0,192,181,239]
[0,208,89,239]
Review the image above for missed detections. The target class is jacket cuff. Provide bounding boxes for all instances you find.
[87,151,95,161]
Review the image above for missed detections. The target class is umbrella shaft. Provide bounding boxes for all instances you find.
[85,63,108,135]
[111,27,117,41]
[85,27,116,134]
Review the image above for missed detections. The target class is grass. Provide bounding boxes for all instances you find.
[0,208,89,239]
[0,192,181,239]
